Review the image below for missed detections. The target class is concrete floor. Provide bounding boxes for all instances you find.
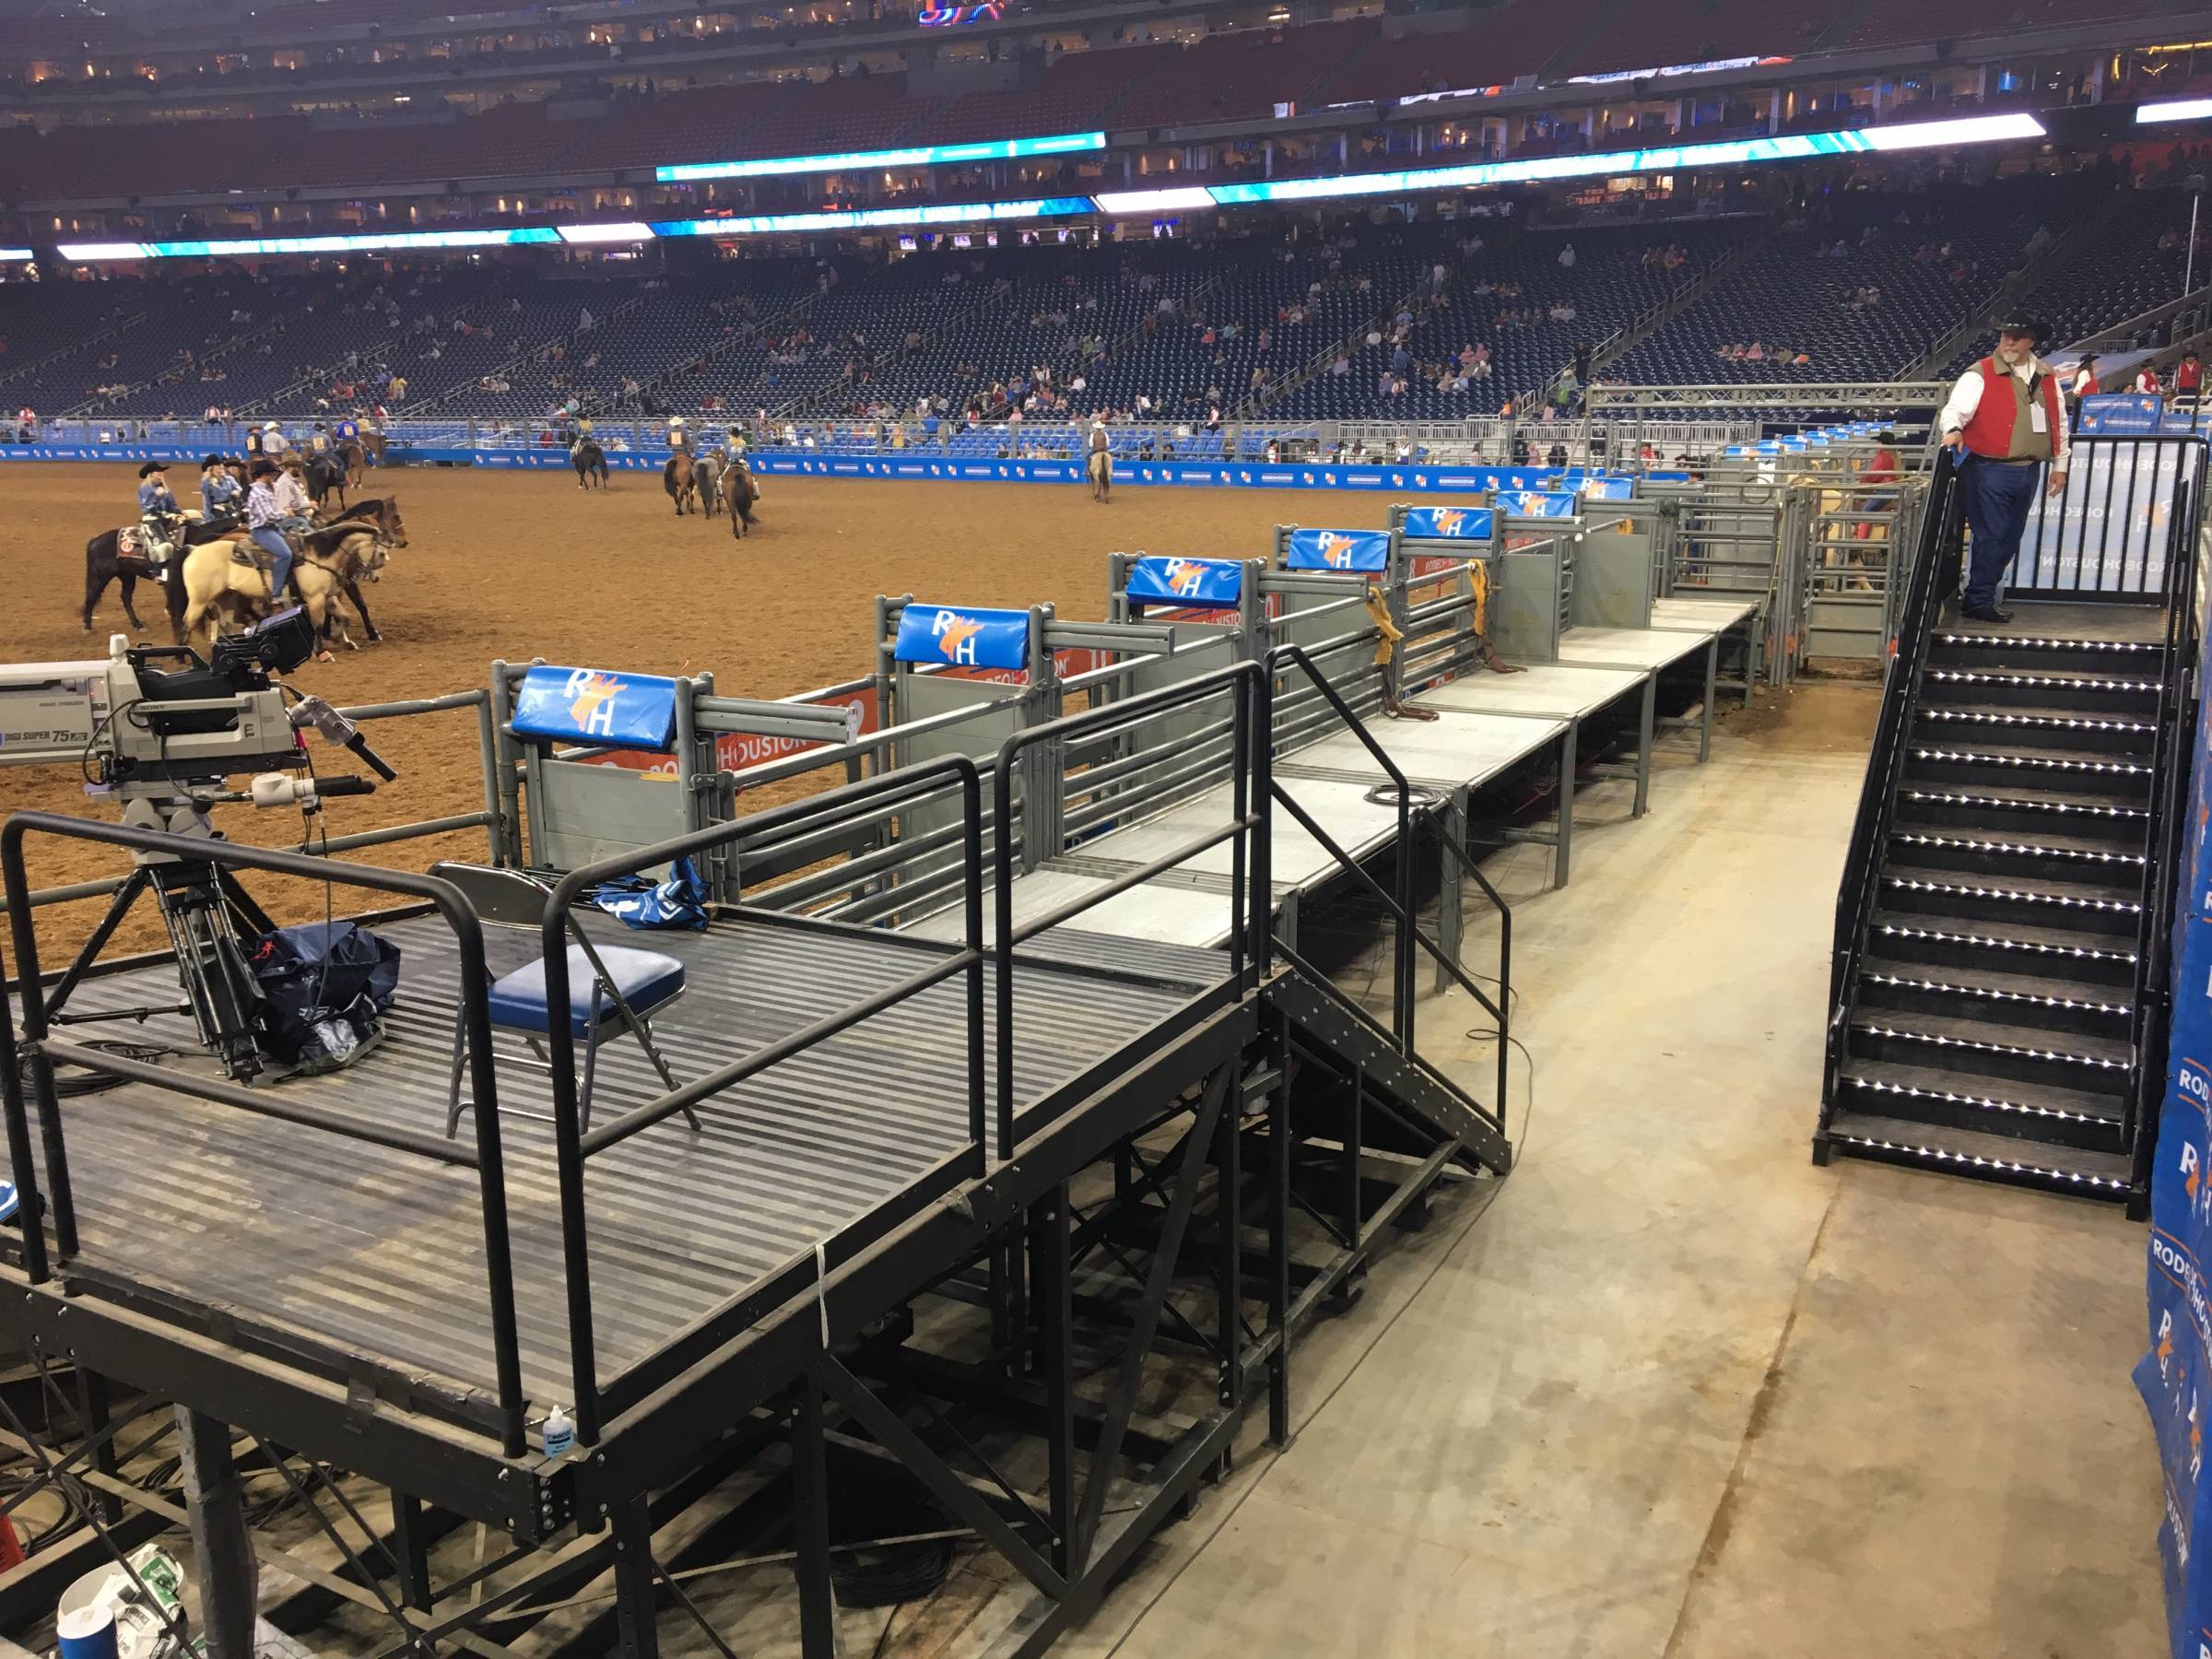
[1050,680,2167,1658]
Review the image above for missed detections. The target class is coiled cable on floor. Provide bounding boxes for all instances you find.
[1363,781,1445,811]
[18,1039,178,1099]
[830,1533,959,1608]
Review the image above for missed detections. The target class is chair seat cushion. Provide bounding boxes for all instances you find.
[487,945,685,1038]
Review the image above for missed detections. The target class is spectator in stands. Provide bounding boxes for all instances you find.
[1558,244,1576,270]
[1939,319,2069,625]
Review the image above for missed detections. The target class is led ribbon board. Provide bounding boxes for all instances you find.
[1497,490,1578,519]
[512,665,680,750]
[1285,529,1391,572]
[1109,112,2046,212]
[1125,556,1245,606]
[649,197,1093,239]
[658,132,1103,183]
[919,2,1004,23]
[2137,99,2212,124]
[1400,506,1495,541]
[894,604,1030,670]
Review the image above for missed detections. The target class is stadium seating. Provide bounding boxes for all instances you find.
[1940,188,2194,371]
[1556,0,1847,76]
[1320,0,1610,103]
[1110,19,1380,129]
[1835,0,2169,51]
[1612,175,2096,387]
[912,42,1180,145]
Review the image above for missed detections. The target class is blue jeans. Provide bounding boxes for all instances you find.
[250,526,293,599]
[1960,455,2041,611]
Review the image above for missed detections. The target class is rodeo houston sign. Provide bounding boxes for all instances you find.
[2142,617,2212,1659]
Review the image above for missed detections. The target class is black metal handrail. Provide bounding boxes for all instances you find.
[1819,450,1964,1131]
[536,755,986,1446]
[2126,441,2207,1196]
[1265,643,1513,1133]
[0,815,533,1458]
[991,662,1266,1162]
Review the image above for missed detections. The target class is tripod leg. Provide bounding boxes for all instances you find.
[215,866,276,937]
[44,868,151,1022]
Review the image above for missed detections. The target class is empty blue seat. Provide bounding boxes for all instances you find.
[486,944,685,1038]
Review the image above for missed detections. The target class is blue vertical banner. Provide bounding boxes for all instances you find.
[2142,629,2212,1659]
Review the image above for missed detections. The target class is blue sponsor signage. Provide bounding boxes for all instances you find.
[1400,506,1496,541]
[1125,556,1245,606]
[895,603,1030,670]
[1284,528,1391,572]
[1580,476,1635,500]
[2142,616,2212,1659]
[512,665,680,751]
[1496,489,1578,519]
[2082,394,2166,435]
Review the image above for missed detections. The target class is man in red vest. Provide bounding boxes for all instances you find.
[1939,319,2068,624]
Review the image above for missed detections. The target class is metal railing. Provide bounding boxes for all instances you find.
[1818,449,1963,1140]
[0,818,533,1458]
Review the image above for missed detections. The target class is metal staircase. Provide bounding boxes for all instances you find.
[1818,437,2205,1211]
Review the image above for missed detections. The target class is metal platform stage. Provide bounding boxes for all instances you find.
[20,910,1231,1426]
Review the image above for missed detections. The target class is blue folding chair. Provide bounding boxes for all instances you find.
[433,863,700,1140]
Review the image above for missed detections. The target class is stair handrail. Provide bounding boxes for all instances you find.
[1265,642,1514,1135]
[2126,436,2208,1203]
[1818,449,1965,1140]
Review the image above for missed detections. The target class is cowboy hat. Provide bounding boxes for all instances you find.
[250,459,279,479]
[136,461,169,477]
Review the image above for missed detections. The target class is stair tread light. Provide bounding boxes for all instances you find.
[1845,1072,2119,1121]
[1875,921,2135,962]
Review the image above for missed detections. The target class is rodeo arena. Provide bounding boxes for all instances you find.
[16,3,2212,1658]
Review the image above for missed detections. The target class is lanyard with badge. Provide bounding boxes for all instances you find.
[2025,367,2048,436]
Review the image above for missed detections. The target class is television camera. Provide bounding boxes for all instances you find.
[0,609,397,1080]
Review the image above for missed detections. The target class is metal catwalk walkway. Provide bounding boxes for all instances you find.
[26,911,1228,1417]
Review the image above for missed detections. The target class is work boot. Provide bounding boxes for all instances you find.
[1959,604,2014,624]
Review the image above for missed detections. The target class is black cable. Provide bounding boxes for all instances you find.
[19,1039,180,1099]
[830,1535,958,1609]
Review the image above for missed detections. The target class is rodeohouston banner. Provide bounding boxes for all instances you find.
[0,441,1655,500]
[2140,618,2212,1659]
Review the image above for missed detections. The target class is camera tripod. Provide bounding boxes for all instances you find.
[45,793,280,1083]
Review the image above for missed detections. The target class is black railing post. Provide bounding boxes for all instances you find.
[961,767,985,1170]
[1252,668,1274,981]
[535,890,602,1448]
[993,744,1018,1164]
[5,821,80,1265]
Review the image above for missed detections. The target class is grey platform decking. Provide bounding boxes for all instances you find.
[28,911,1228,1418]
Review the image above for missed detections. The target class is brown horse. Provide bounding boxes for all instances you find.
[722,459,760,539]
[338,437,367,490]
[300,497,406,643]
[663,453,697,515]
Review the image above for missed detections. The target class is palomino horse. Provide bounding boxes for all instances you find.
[300,497,407,643]
[663,453,698,514]
[293,524,397,655]
[572,439,609,489]
[171,539,279,648]
[338,437,368,490]
[1088,444,1112,502]
[722,459,760,539]
[695,450,725,520]
[83,512,243,632]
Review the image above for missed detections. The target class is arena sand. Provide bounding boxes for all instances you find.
[0,463,1489,962]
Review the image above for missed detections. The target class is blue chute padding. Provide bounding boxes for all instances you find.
[1645,470,1693,481]
[1495,489,1578,519]
[1126,556,1245,605]
[1285,528,1391,571]
[488,945,687,1037]
[895,603,1030,669]
[0,1182,18,1224]
[591,857,711,930]
[1400,506,1496,541]
[512,665,681,751]
[1580,477,1635,500]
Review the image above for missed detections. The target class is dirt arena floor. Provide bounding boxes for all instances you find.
[3,462,1493,964]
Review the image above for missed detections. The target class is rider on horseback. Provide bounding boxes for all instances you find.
[666,416,692,457]
[136,462,185,568]
[198,453,242,530]
[246,458,295,596]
